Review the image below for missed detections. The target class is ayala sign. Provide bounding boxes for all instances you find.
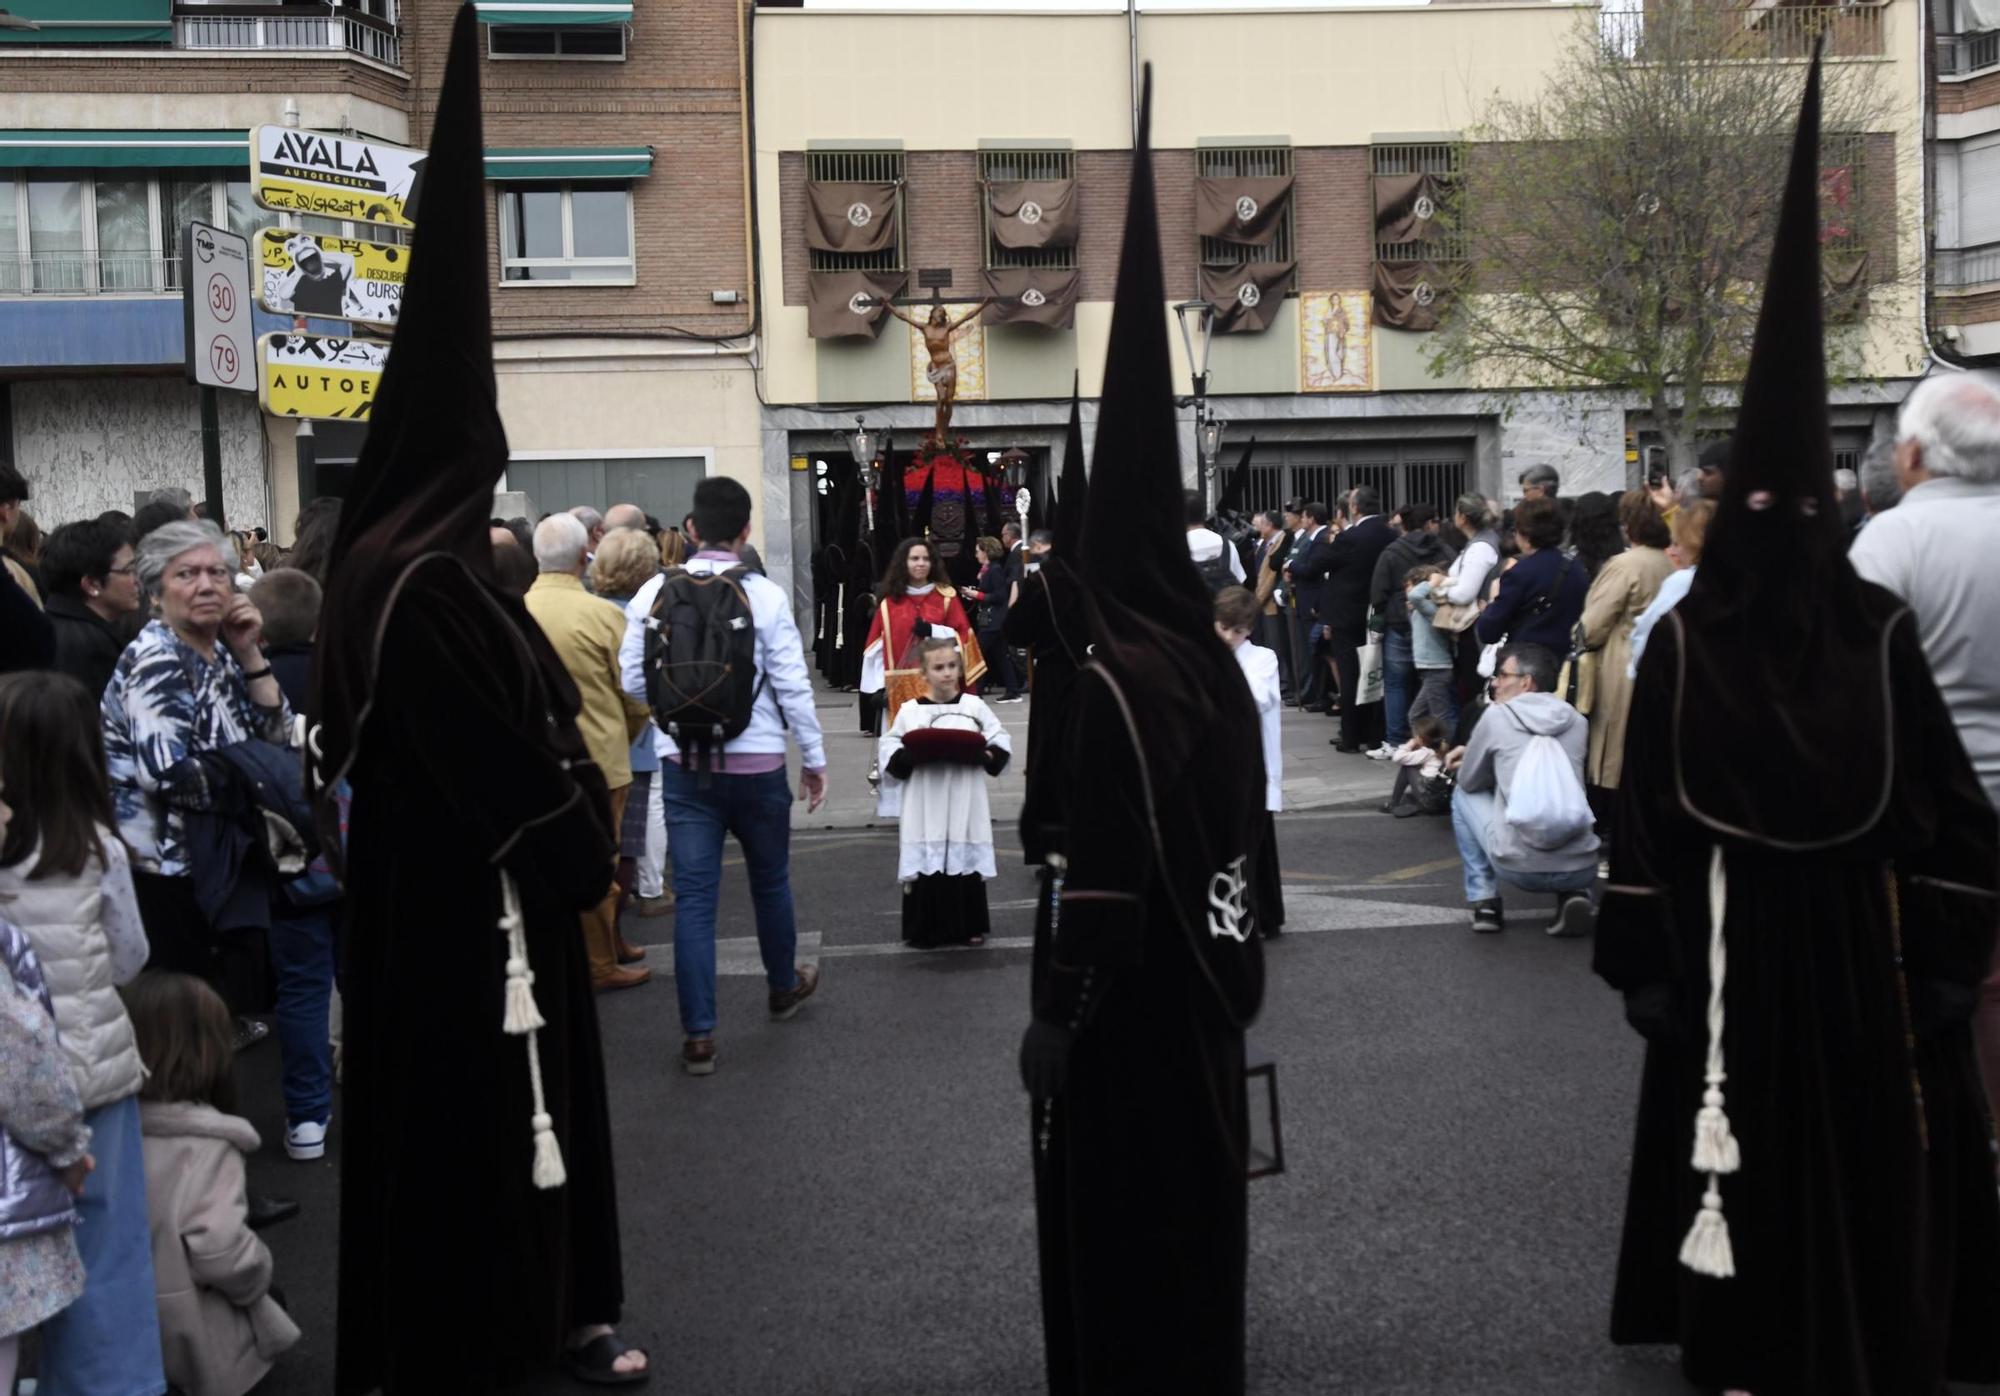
[252,125,425,230]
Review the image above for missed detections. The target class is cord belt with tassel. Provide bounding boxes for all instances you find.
[500,871,566,1191]
[1680,844,1739,1278]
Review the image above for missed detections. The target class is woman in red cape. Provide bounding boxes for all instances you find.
[862,539,984,772]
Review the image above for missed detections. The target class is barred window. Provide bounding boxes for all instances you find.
[1198,144,1292,268]
[807,148,905,273]
[1371,140,1466,265]
[979,147,1076,271]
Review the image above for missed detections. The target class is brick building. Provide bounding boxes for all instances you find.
[751,0,1926,624]
[0,0,758,542]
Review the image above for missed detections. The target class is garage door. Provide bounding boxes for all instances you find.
[503,455,707,528]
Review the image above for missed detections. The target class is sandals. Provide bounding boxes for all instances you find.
[563,1332,650,1386]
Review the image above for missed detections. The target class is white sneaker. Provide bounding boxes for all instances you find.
[1365,742,1396,761]
[285,1118,328,1161]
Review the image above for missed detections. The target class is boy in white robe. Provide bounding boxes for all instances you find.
[1216,587,1285,936]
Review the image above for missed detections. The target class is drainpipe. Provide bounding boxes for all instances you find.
[1129,0,1140,148]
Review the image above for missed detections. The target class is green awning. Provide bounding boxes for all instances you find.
[484,147,653,181]
[0,0,171,44]
[0,130,249,170]
[472,0,631,25]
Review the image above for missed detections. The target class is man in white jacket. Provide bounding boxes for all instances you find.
[1446,642,1598,938]
[1850,370,2000,1130]
[620,477,828,1076]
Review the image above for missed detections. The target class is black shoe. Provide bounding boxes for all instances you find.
[1302,703,1328,714]
[231,1016,270,1054]
[1330,742,1366,753]
[1469,899,1504,934]
[1391,800,1424,819]
[246,1192,301,1231]
[1547,892,1595,939]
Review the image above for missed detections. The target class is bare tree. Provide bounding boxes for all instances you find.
[1427,5,1903,474]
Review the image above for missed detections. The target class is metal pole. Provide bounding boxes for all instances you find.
[1128,0,1140,148]
[1194,374,1213,512]
[199,383,226,532]
[295,419,317,517]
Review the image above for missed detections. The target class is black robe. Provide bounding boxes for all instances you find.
[335,557,624,1395]
[1035,660,1260,1396]
[1594,608,2000,1395]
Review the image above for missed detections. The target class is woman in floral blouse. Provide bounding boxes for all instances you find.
[101,521,291,988]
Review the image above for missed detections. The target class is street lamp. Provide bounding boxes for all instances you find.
[1174,299,1222,509]
[846,415,876,468]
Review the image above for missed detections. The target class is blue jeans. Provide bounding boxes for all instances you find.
[38,1095,167,1396]
[269,900,338,1127]
[661,762,801,1037]
[1383,628,1416,746]
[1451,788,1597,904]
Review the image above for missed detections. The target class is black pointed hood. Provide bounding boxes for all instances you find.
[1053,372,1088,560]
[1670,46,1900,848]
[910,463,936,540]
[1062,66,1263,1021]
[312,4,505,789]
[1217,437,1258,518]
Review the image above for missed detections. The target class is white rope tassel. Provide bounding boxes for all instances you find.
[497,871,566,1191]
[500,874,544,1035]
[1680,846,1738,1278]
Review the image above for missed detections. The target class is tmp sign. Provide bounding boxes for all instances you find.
[181,221,255,394]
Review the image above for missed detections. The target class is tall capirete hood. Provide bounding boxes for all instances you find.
[1053,371,1088,559]
[1077,68,1212,639]
[1669,42,1898,848]
[310,4,508,790]
[1217,437,1258,518]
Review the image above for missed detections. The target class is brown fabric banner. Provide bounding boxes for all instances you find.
[1370,260,1455,332]
[1373,171,1447,245]
[1200,260,1295,334]
[1195,175,1295,246]
[1823,249,1869,321]
[805,181,900,255]
[981,267,1079,329]
[806,269,908,340]
[987,180,1079,251]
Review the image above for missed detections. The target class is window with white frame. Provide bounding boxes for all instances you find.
[0,168,277,296]
[489,25,627,59]
[498,183,635,283]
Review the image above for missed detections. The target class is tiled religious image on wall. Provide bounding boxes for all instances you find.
[1300,290,1374,392]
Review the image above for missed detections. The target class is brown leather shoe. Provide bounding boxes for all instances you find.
[681,1037,717,1075]
[592,965,652,993]
[615,937,647,966]
[768,963,820,1021]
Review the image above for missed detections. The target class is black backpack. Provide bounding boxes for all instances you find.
[1196,547,1236,595]
[643,566,764,769]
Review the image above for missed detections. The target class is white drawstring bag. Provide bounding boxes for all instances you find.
[1504,730,1593,849]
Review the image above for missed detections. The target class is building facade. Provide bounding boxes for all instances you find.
[752,0,1925,620]
[0,0,758,543]
[1933,0,2000,361]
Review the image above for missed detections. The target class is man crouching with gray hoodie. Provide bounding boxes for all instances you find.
[1444,642,1598,937]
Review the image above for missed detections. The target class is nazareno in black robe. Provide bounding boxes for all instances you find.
[334,556,624,1394]
[1593,605,2000,1395]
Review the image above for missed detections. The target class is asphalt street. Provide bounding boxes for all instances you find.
[234,763,2000,1395]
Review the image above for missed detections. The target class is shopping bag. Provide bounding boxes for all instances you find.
[1355,638,1385,707]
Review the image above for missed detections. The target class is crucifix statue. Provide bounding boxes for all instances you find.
[880,297,993,451]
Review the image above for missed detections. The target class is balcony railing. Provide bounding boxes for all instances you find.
[1938,29,2000,78]
[1937,240,2000,292]
[174,7,401,67]
[0,253,184,296]
[1600,4,1887,63]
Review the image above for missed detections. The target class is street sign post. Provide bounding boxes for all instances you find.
[258,334,390,422]
[257,229,409,327]
[181,220,255,530]
[252,125,424,230]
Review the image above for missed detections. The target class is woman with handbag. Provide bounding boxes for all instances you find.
[1473,498,1589,663]
[1437,493,1502,700]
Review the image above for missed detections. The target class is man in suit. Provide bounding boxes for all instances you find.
[1283,500,1335,710]
[1316,486,1396,752]
[1249,509,1292,698]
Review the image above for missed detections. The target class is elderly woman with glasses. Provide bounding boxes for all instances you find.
[101,520,291,988]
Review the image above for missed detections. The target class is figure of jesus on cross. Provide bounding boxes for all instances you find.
[881,297,993,450]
